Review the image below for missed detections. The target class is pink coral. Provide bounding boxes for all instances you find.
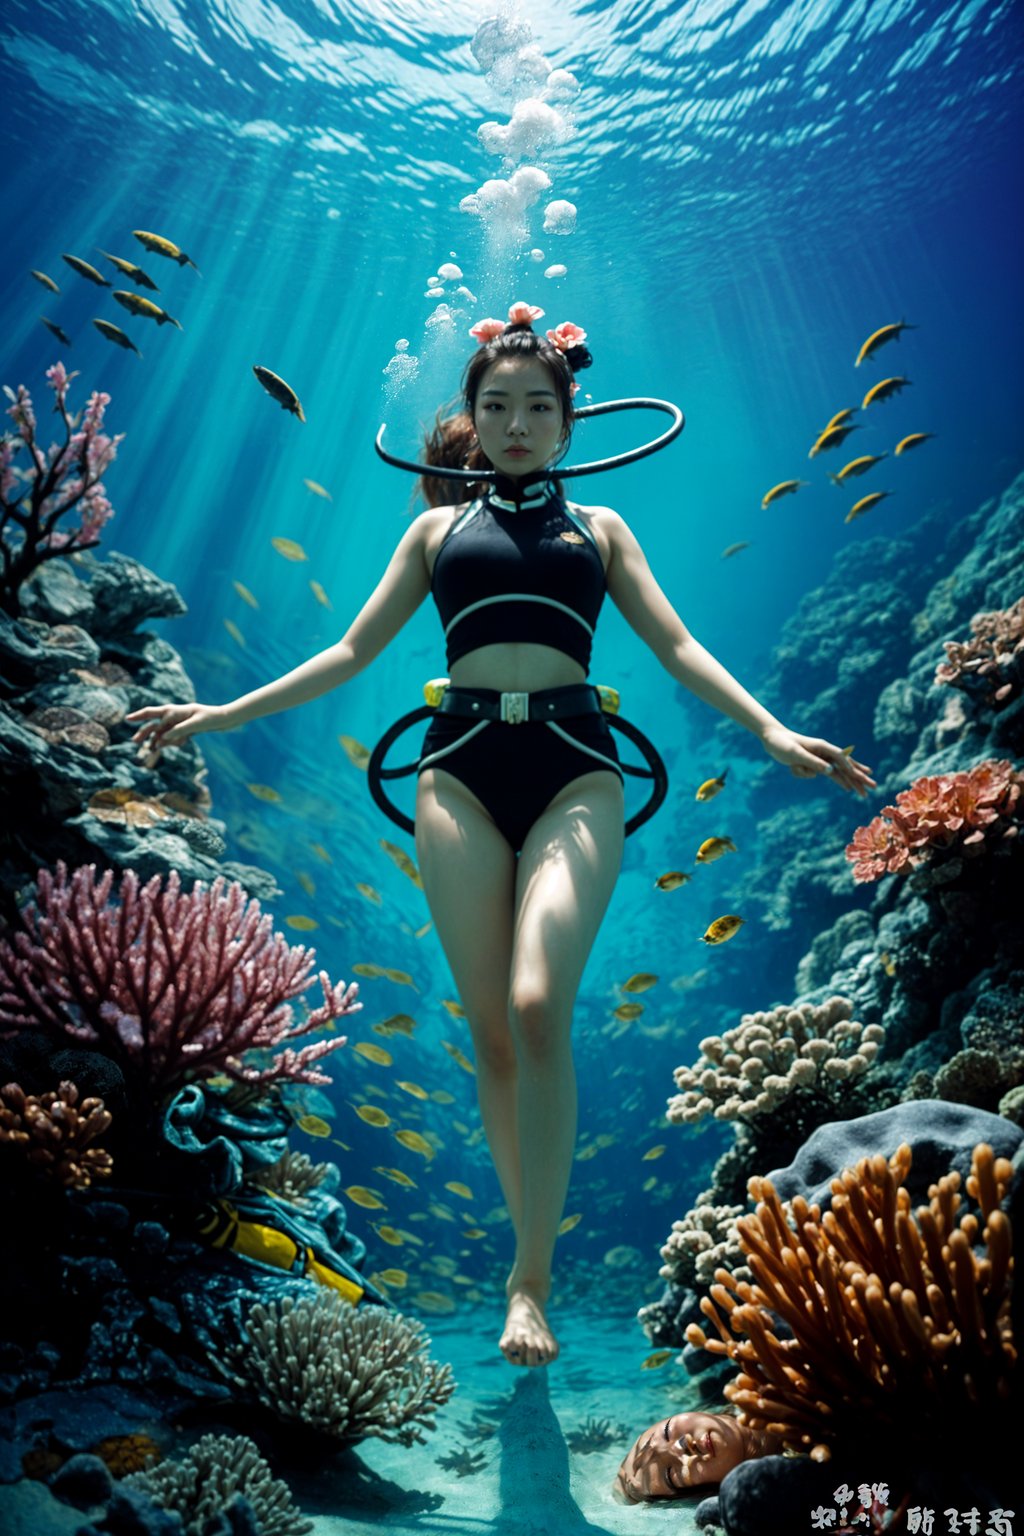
[935,597,1024,707]
[846,759,1023,883]
[0,862,360,1093]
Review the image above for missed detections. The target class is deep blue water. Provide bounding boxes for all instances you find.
[3,0,1023,1298]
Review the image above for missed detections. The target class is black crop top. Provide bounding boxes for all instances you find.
[430,480,607,674]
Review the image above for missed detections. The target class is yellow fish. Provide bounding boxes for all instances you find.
[861,376,910,409]
[377,1268,408,1287]
[112,290,182,330]
[354,1104,391,1128]
[62,253,110,287]
[696,770,728,802]
[374,1167,418,1188]
[30,269,60,293]
[641,1350,674,1370]
[642,1145,667,1161]
[384,968,416,988]
[354,1042,393,1065]
[809,423,862,457]
[232,580,259,608]
[642,1176,658,1192]
[463,1228,487,1239]
[622,973,658,994]
[721,541,750,559]
[380,839,423,888]
[253,364,305,422]
[376,1226,409,1246]
[271,536,308,562]
[132,229,201,272]
[576,1144,600,1161]
[352,963,386,979]
[296,872,316,898]
[761,479,808,508]
[415,922,433,939]
[309,580,333,610]
[303,478,332,499]
[828,454,888,485]
[296,1114,331,1137]
[846,491,892,523]
[441,1040,476,1075]
[92,319,142,357]
[413,1292,456,1314]
[558,1213,582,1235]
[373,1013,417,1038]
[343,1186,386,1209]
[331,1139,351,1151]
[894,432,934,455]
[395,1129,435,1160]
[95,250,158,289]
[701,914,745,945]
[855,320,916,367]
[430,1090,456,1105]
[824,408,857,430]
[879,952,897,977]
[429,1204,456,1223]
[445,1182,473,1200]
[310,842,332,863]
[613,1003,644,1022]
[397,1081,429,1099]
[441,999,466,1018]
[339,735,371,769]
[284,915,318,931]
[655,871,691,891]
[696,837,737,864]
[223,619,246,648]
[356,884,383,906]
[246,783,281,803]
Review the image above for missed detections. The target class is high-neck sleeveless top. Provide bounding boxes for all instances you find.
[430,479,607,674]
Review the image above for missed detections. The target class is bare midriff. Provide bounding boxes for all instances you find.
[448,642,587,693]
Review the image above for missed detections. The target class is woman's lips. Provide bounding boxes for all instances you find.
[505,446,529,455]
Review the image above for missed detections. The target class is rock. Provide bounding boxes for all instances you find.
[0,1478,83,1533]
[51,1452,114,1508]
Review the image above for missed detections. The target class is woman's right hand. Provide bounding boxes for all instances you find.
[125,701,236,760]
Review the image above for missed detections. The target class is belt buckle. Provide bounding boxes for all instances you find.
[500,690,529,725]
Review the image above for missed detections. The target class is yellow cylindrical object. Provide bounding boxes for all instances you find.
[595,684,620,714]
[423,677,451,708]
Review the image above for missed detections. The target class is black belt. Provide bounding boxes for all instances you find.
[437,684,602,726]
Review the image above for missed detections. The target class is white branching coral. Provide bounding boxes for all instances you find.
[125,1433,310,1536]
[667,996,883,1125]
[221,1292,456,1446]
[658,1194,752,1290]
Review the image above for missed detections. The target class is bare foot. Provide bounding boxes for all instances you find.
[500,1284,559,1368]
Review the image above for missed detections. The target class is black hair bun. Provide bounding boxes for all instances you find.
[565,343,593,372]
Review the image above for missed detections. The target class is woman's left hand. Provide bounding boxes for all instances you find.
[759,723,877,797]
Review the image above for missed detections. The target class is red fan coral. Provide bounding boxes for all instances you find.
[935,596,1024,707]
[0,862,360,1093]
[845,758,1023,883]
[0,1079,113,1188]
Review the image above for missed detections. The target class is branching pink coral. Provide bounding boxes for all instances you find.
[0,862,360,1094]
[935,596,1024,707]
[0,1079,113,1188]
[845,758,1023,883]
[1,362,122,616]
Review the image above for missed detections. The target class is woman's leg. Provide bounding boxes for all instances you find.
[502,769,625,1367]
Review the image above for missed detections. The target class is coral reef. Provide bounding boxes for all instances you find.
[219,1290,456,1447]
[936,595,1024,707]
[0,861,361,1092]
[845,758,1023,884]
[657,1194,751,1291]
[250,1149,331,1204]
[124,1432,312,1536]
[686,1142,1017,1462]
[0,1078,112,1188]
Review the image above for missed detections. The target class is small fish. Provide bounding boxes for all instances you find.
[354,1104,392,1127]
[576,1142,601,1162]
[40,317,72,345]
[654,871,692,891]
[855,320,916,367]
[232,580,259,608]
[613,1002,644,1022]
[721,541,750,559]
[463,1228,487,1239]
[622,973,658,993]
[441,1040,476,1075]
[445,1182,473,1199]
[296,872,316,898]
[92,319,142,357]
[696,770,728,802]
[62,254,110,287]
[879,952,897,977]
[339,734,371,769]
[303,478,332,499]
[696,836,737,864]
[394,1128,435,1160]
[253,364,306,422]
[223,618,245,648]
[352,962,386,979]
[396,1081,429,1099]
[642,1175,659,1192]
[113,290,182,329]
[310,842,332,863]
[344,1186,386,1209]
[271,536,308,562]
[642,1145,666,1161]
[558,1213,582,1235]
[824,407,857,430]
[373,1013,417,1038]
[894,432,935,455]
[30,269,60,293]
[809,423,862,457]
[384,967,417,988]
[377,1268,408,1287]
[761,480,808,508]
[641,1350,674,1370]
[828,453,888,485]
[376,1226,410,1246]
[413,1292,456,1314]
[861,376,910,409]
[374,1167,418,1188]
[284,915,318,931]
[309,580,333,610]
[429,1203,456,1223]
[296,1114,332,1137]
[245,783,281,803]
[441,999,466,1018]
[430,1089,455,1104]
[380,839,424,888]
[845,491,892,523]
[356,883,383,906]
[331,1139,352,1151]
[354,1041,393,1065]
[415,922,433,939]
[701,914,745,945]
[95,250,159,289]
[132,230,201,273]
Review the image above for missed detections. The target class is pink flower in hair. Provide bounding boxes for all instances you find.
[469,317,506,345]
[570,381,580,397]
[546,321,587,352]
[507,301,545,325]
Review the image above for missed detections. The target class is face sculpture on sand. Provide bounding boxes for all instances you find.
[472,355,567,478]
[614,1411,759,1501]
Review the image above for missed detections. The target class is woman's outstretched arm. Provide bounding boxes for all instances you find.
[602,509,876,796]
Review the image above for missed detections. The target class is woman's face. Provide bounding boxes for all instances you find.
[614,1411,752,1501]
[473,355,566,478]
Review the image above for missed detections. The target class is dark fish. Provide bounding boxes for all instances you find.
[132,229,201,274]
[62,254,111,287]
[253,364,306,422]
[31,269,60,293]
[112,290,182,330]
[41,318,72,345]
[95,250,159,291]
[92,318,142,358]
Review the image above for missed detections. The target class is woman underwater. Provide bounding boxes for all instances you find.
[126,300,876,1371]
